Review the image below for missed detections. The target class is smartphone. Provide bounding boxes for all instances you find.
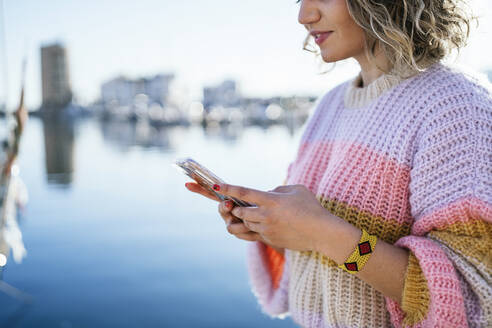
[174,157,254,208]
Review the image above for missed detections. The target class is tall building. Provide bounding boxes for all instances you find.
[101,74,174,108]
[41,43,72,109]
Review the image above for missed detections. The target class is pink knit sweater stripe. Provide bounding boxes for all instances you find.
[412,196,492,235]
[387,236,469,328]
[300,140,413,225]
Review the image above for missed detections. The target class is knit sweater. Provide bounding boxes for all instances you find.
[245,62,492,328]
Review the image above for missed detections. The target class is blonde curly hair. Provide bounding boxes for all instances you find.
[303,0,478,74]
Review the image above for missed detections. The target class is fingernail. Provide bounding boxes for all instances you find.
[213,184,221,191]
[225,200,233,208]
[185,183,191,188]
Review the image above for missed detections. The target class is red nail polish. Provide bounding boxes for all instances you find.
[225,200,233,208]
[213,184,220,191]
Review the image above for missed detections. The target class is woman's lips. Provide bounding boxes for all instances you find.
[314,31,333,45]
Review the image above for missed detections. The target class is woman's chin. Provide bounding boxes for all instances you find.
[319,49,346,63]
[319,52,337,63]
[320,45,365,64]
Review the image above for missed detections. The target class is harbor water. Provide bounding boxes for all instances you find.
[0,117,304,328]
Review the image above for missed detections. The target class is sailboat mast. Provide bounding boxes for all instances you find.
[0,0,8,113]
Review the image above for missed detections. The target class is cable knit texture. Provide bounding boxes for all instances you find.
[245,62,492,328]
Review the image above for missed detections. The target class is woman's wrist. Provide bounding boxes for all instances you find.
[313,211,362,265]
[313,210,408,302]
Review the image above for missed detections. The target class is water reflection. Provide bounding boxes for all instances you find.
[202,121,244,144]
[42,118,75,187]
[99,119,174,152]
[41,114,308,189]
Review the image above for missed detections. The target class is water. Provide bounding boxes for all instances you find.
[0,117,304,327]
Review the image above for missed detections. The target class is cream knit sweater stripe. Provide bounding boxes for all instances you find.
[246,62,492,328]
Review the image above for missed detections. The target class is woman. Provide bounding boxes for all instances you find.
[185,0,491,327]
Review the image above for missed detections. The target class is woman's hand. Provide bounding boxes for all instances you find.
[218,199,264,242]
[213,183,331,252]
[185,182,261,242]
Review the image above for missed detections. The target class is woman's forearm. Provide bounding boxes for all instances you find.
[313,212,409,304]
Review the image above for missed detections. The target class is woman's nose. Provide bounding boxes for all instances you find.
[298,1,321,26]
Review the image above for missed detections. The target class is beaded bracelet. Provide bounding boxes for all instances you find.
[338,229,378,274]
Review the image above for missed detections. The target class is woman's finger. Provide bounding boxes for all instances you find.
[219,208,235,225]
[268,185,291,193]
[218,201,238,225]
[242,219,263,233]
[219,205,238,225]
[218,200,234,215]
[230,206,265,223]
[226,221,251,235]
[213,183,276,207]
[234,231,261,242]
[185,182,222,202]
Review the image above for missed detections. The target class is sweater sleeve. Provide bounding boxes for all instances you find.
[246,241,290,318]
[245,168,294,319]
[385,89,492,327]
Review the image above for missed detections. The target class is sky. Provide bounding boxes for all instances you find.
[2,0,492,110]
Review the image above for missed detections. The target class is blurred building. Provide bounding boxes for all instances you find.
[203,80,240,109]
[101,76,134,108]
[41,43,72,110]
[101,74,174,107]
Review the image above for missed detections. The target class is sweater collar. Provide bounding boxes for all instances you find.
[343,63,419,109]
